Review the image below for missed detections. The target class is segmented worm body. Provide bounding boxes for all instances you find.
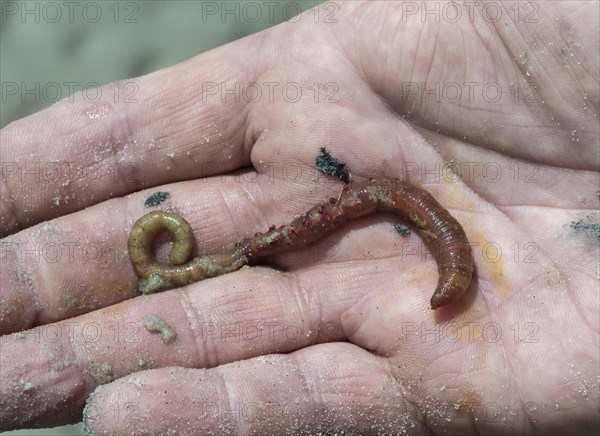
[129,178,473,309]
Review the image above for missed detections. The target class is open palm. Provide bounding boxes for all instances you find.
[1,2,598,434]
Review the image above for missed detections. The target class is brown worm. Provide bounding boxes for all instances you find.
[128,178,473,309]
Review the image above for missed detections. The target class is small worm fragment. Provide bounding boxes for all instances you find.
[143,314,177,344]
[128,178,473,309]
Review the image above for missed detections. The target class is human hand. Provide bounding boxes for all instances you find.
[1,1,598,434]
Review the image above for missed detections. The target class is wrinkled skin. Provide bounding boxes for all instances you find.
[1,1,598,434]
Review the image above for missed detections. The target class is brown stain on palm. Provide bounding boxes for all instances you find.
[456,388,483,414]
[471,227,510,302]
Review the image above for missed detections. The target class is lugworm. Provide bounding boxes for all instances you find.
[129,178,473,309]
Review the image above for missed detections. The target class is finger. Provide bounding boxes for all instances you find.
[0,167,343,334]
[83,344,420,435]
[0,264,352,430]
[0,33,263,236]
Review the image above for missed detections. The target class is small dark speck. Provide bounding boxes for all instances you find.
[316,147,350,184]
[596,190,599,197]
[570,219,600,240]
[145,191,171,207]
[393,223,411,236]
